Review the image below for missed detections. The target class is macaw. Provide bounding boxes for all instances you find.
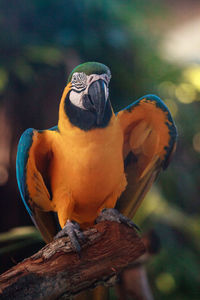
[16,62,177,252]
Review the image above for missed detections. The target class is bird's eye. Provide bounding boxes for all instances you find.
[71,72,87,91]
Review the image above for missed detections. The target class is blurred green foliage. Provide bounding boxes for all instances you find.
[0,0,200,299]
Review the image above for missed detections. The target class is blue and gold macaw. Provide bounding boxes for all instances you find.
[16,62,177,252]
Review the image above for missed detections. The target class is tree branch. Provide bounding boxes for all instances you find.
[0,221,145,300]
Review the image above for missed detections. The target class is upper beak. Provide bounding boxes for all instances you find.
[83,79,108,125]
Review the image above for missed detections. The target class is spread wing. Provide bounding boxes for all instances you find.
[116,94,177,218]
[16,126,60,243]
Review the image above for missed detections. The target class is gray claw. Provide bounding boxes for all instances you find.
[96,208,140,231]
[54,220,85,253]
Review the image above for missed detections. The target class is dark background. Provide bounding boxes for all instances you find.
[0,0,200,299]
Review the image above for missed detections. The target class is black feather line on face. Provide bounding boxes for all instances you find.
[70,87,86,93]
[64,93,113,131]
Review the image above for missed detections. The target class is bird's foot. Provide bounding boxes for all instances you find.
[96,208,140,231]
[54,220,85,254]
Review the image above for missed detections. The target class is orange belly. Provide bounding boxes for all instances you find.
[70,154,126,226]
[50,118,126,228]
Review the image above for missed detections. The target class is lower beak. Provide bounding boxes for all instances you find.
[84,79,107,125]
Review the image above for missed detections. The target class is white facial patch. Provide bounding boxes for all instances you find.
[69,89,86,109]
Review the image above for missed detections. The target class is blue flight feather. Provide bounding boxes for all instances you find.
[16,128,34,217]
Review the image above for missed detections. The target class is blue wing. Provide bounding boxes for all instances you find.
[16,125,60,242]
[16,128,34,218]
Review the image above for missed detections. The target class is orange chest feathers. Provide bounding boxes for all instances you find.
[49,119,127,218]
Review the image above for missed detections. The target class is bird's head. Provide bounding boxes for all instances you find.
[59,62,113,131]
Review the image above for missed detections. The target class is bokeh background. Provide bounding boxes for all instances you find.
[0,0,200,299]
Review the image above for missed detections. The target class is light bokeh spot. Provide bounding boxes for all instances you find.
[175,83,196,104]
[156,272,176,293]
[184,66,200,92]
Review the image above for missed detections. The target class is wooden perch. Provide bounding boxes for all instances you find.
[0,221,145,300]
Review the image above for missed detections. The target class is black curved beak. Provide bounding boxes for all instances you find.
[83,79,107,125]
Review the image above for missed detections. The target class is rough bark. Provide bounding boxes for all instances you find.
[0,221,145,300]
[115,229,161,300]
